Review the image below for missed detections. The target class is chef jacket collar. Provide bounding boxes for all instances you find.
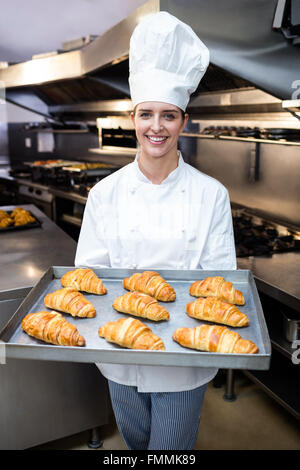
[132,150,185,186]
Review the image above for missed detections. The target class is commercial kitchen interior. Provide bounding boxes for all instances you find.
[0,0,299,450]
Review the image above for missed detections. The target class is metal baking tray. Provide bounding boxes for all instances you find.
[23,160,79,168]
[0,210,42,232]
[61,163,119,176]
[0,267,271,370]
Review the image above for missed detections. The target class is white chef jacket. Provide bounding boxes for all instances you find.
[75,152,237,392]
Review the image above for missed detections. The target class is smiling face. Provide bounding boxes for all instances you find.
[131,102,188,161]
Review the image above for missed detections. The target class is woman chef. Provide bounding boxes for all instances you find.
[75,12,236,450]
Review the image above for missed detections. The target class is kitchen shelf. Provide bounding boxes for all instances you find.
[242,291,299,420]
[49,188,87,205]
[89,146,137,156]
[258,292,299,361]
[225,288,300,421]
[180,133,216,139]
[243,349,300,421]
[268,324,297,361]
[25,129,89,134]
[180,133,300,147]
[60,213,82,227]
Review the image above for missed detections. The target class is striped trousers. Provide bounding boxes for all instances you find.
[108,380,208,450]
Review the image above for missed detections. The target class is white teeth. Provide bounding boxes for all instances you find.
[148,136,167,142]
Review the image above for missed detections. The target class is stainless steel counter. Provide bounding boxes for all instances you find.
[0,204,77,293]
[238,252,300,312]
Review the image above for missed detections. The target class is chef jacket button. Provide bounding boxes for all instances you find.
[181,188,185,193]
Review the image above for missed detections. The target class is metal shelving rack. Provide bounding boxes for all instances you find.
[179,132,300,147]
[242,292,300,420]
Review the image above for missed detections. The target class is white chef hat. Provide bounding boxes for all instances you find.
[128,11,209,112]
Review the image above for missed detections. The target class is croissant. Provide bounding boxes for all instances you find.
[14,213,35,226]
[113,291,169,321]
[186,297,249,327]
[10,207,28,217]
[123,271,176,302]
[0,217,13,228]
[98,317,165,350]
[173,324,258,354]
[189,276,245,305]
[22,311,85,346]
[61,268,107,295]
[44,287,96,318]
[0,210,9,221]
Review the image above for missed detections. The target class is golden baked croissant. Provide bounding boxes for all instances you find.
[44,287,96,318]
[173,324,258,354]
[14,213,35,226]
[123,271,176,302]
[189,276,245,305]
[98,317,165,350]
[0,217,13,228]
[11,207,27,217]
[0,209,9,221]
[113,291,169,321]
[186,297,249,327]
[11,208,29,217]
[61,268,107,295]
[22,311,85,346]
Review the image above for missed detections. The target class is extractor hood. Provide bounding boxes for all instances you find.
[1,0,300,114]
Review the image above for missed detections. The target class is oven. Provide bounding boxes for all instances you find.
[16,180,54,219]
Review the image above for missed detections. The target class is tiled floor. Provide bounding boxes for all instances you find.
[32,372,300,450]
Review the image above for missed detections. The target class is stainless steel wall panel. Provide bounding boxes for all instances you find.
[190,139,300,227]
